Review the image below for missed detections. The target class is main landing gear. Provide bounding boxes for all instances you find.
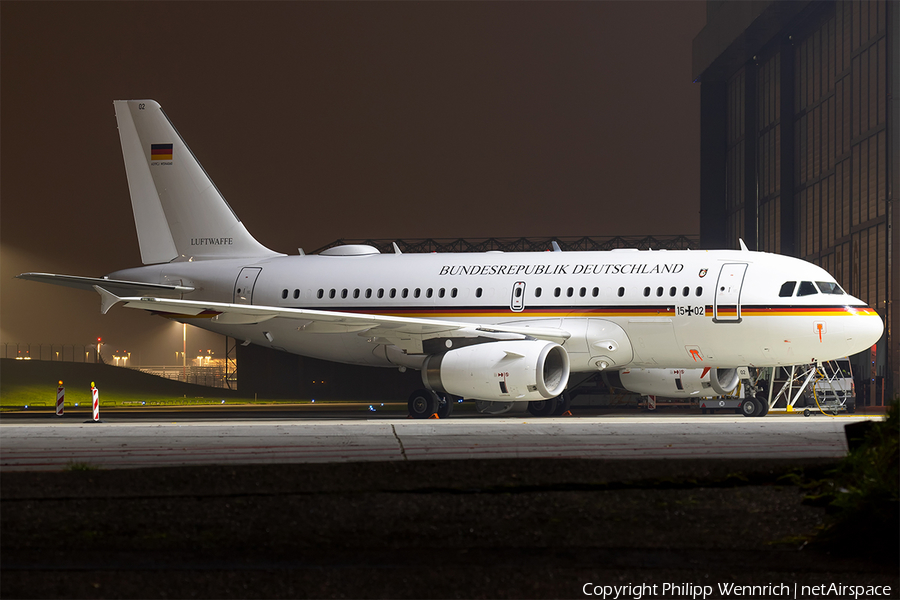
[407,389,454,419]
[407,390,571,419]
[526,391,572,417]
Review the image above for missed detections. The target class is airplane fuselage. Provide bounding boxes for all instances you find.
[109,246,882,373]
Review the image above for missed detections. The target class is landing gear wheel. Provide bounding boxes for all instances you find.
[436,394,455,419]
[552,392,572,416]
[527,396,559,417]
[740,397,760,418]
[755,394,769,417]
[408,389,439,419]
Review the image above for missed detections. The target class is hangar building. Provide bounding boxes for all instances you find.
[694,0,898,405]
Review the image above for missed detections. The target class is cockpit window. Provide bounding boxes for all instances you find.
[778,282,796,297]
[797,281,818,296]
[816,281,845,294]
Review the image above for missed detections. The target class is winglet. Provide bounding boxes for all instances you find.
[93,286,122,315]
[739,239,749,251]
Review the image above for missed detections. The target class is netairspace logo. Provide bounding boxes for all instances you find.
[581,582,894,599]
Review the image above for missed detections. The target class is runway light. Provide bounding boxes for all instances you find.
[221,400,225,404]
[142,401,146,405]
[369,405,376,412]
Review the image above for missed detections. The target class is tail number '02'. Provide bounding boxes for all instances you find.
[677,306,706,317]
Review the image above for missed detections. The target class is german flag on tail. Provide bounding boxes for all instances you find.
[150,143,173,161]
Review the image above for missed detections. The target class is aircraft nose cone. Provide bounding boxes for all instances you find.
[846,308,884,355]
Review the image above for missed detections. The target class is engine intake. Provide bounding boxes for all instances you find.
[423,340,569,401]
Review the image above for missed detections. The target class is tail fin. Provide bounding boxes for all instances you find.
[114,100,281,264]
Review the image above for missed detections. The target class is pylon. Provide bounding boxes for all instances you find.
[56,381,64,417]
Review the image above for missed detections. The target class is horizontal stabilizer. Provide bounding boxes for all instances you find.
[16,273,193,296]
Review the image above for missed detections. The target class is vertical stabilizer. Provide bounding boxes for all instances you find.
[114,100,281,263]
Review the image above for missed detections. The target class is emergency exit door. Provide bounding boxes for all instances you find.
[510,281,526,312]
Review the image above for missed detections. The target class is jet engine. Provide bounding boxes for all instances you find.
[604,367,741,398]
[423,340,569,401]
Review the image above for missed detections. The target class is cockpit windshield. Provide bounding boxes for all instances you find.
[797,281,818,296]
[816,281,845,294]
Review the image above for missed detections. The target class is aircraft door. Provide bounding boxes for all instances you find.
[234,267,262,305]
[714,263,748,322]
[510,281,526,312]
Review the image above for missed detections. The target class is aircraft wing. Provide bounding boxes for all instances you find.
[95,288,570,353]
[17,273,194,295]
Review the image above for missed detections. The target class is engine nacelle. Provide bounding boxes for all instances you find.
[605,367,741,398]
[423,340,570,401]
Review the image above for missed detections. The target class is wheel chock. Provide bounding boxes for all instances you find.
[561,410,573,416]
[428,413,440,419]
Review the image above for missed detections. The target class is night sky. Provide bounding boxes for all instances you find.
[1,2,706,365]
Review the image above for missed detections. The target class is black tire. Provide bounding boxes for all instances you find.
[527,397,559,417]
[846,401,856,414]
[756,393,769,417]
[740,397,760,418]
[804,408,811,417]
[436,394,455,419]
[408,389,438,419]
[552,392,572,416]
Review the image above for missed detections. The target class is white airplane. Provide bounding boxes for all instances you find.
[18,100,884,418]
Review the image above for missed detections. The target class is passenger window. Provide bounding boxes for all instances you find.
[329,289,336,299]
[451,288,458,298]
[365,289,372,298]
[656,287,663,297]
[515,287,522,298]
[390,289,396,298]
[554,287,561,297]
[414,288,421,298]
[282,289,288,299]
[643,287,650,297]
[579,287,586,297]
[377,288,384,298]
[426,288,433,298]
[317,289,324,299]
[669,287,676,297]
[567,287,574,297]
[475,288,483,298]
[341,289,348,299]
[695,286,703,296]
[535,287,542,298]
[797,281,818,296]
[402,288,409,298]
[592,287,599,297]
[353,289,360,299]
[617,287,625,297]
[779,281,796,297]
[682,286,689,297]
[438,288,445,298]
